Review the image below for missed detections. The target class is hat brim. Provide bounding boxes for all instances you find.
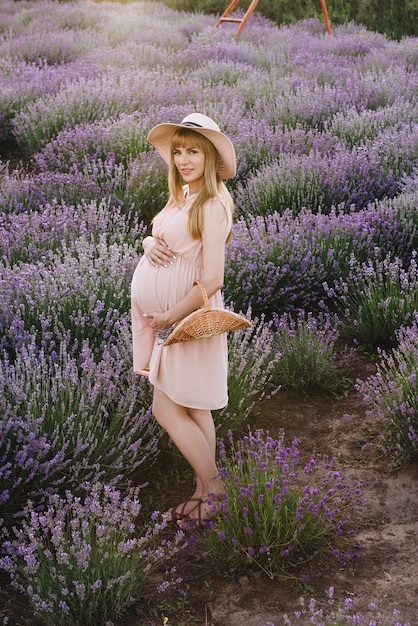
[147,123,236,179]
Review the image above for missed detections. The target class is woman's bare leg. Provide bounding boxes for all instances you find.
[186,406,217,499]
[153,388,223,520]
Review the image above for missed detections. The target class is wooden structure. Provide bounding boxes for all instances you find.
[319,0,332,35]
[215,0,332,35]
[215,0,260,34]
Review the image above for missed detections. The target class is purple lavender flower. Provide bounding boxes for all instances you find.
[195,429,362,577]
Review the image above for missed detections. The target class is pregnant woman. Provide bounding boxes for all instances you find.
[130,113,236,528]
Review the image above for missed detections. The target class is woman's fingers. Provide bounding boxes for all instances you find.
[149,240,176,267]
[143,311,169,332]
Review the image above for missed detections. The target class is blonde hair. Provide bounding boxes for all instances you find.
[154,128,234,242]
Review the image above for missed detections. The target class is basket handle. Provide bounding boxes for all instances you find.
[193,280,210,310]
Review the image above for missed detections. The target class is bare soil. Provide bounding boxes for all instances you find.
[2,356,417,625]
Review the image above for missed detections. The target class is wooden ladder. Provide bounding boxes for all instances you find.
[215,0,332,35]
[215,0,260,35]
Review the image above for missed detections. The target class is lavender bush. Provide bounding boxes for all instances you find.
[0,58,104,145]
[0,483,184,626]
[0,197,148,265]
[225,191,418,320]
[0,154,168,223]
[358,190,418,267]
[325,251,418,351]
[234,123,417,216]
[325,100,418,149]
[31,112,152,172]
[0,235,138,359]
[3,25,90,66]
[0,331,157,524]
[356,315,418,464]
[4,3,212,153]
[271,311,351,393]
[0,164,108,214]
[225,210,340,318]
[197,429,362,577]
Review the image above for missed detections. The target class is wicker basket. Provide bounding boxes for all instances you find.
[162,280,251,346]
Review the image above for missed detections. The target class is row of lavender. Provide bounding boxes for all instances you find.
[0,1,416,624]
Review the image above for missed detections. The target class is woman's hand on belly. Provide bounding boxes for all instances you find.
[142,309,175,332]
[144,236,176,268]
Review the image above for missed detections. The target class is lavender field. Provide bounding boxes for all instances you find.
[0,1,417,624]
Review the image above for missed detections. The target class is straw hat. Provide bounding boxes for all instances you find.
[147,113,236,179]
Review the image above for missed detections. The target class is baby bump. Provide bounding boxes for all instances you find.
[131,255,200,313]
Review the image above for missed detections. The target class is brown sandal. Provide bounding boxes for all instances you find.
[161,498,202,523]
[176,497,220,530]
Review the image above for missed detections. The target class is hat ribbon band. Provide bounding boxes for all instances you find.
[181,122,203,128]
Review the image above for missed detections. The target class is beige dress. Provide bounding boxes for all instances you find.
[131,191,232,410]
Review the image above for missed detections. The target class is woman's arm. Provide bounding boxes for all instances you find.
[200,198,229,295]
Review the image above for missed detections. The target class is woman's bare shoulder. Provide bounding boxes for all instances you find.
[203,197,232,234]
[204,195,230,212]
